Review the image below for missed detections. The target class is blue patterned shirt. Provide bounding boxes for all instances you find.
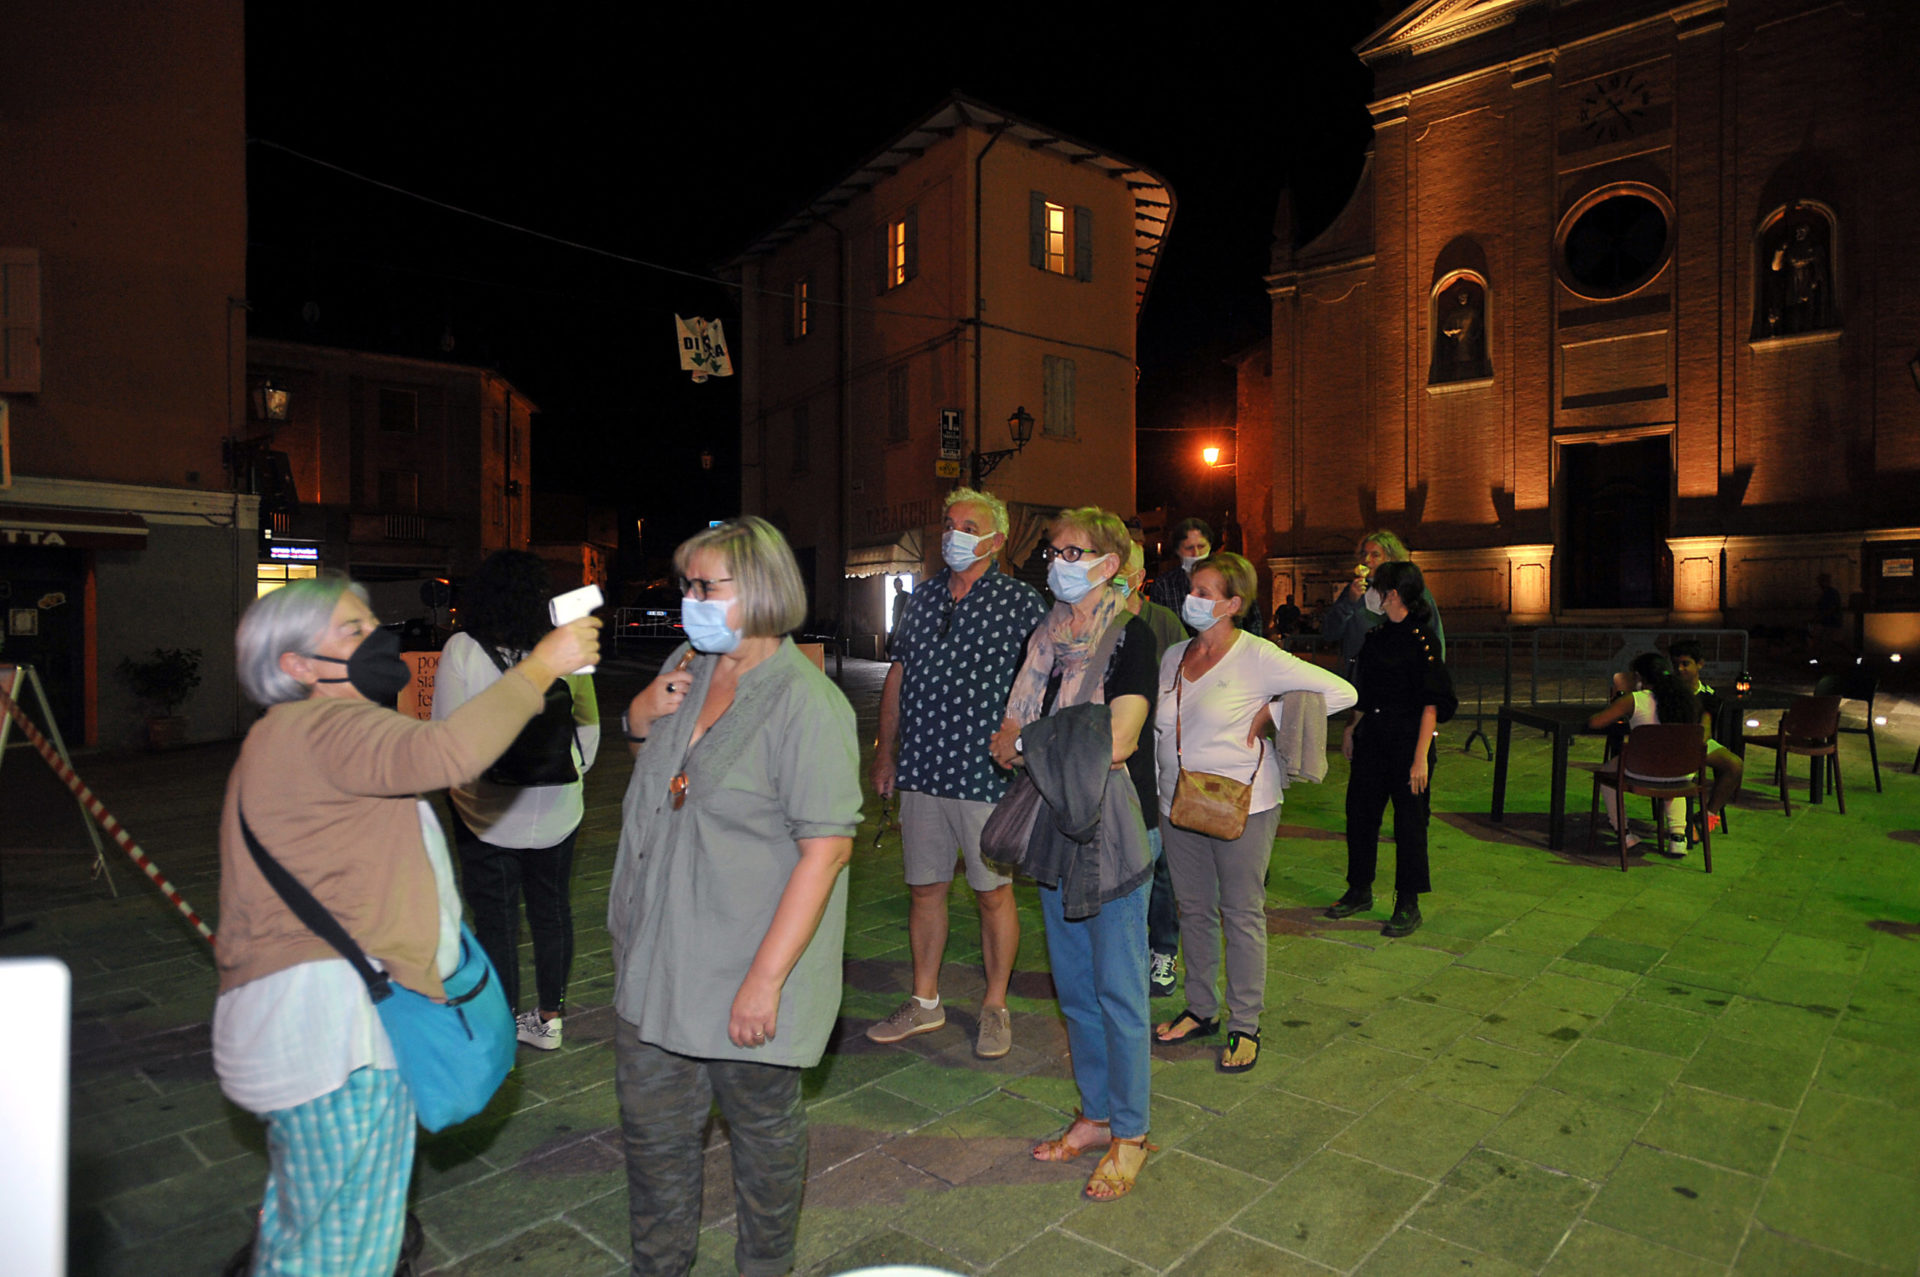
[891,566,1047,802]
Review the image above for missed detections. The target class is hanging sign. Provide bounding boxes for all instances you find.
[675,315,734,383]
[939,409,963,461]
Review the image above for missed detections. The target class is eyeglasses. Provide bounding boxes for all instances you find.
[678,575,734,600]
[1040,545,1098,564]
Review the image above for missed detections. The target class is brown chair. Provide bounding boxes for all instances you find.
[1577,723,1713,873]
[1744,695,1844,816]
[1814,669,1881,792]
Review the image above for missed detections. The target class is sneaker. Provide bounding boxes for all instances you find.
[1381,895,1423,938]
[1149,952,1178,998]
[1325,891,1373,920]
[975,1005,1013,1059]
[1653,834,1688,860]
[516,1011,562,1051]
[866,997,946,1044]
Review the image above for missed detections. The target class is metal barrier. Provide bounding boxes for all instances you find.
[1445,633,1513,759]
[612,606,680,649]
[1528,627,1748,705]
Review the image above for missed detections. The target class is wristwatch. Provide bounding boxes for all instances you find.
[620,712,646,744]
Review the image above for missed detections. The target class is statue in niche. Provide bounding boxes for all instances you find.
[1760,207,1837,337]
[1430,277,1491,383]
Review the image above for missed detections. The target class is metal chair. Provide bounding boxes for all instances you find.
[1814,669,1881,792]
[1744,695,1845,816]
[1577,723,1713,873]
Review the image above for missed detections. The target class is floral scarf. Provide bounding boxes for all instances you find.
[1004,583,1126,727]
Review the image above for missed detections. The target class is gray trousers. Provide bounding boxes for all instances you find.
[1160,804,1284,1035]
[613,1016,806,1277]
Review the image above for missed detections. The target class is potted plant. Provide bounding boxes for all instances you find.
[119,647,203,750]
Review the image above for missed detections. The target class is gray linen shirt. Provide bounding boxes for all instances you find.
[608,639,861,1068]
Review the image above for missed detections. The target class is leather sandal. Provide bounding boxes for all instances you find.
[1217,1029,1261,1074]
[1083,1135,1155,1201]
[1154,1009,1218,1045]
[1031,1110,1109,1162]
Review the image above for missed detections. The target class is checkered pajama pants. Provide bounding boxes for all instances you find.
[253,1066,415,1276]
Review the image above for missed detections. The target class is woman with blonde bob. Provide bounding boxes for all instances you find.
[990,506,1162,1200]
[1321,529,1447,673]
[1152,552,1355,1075]
[214,575,598,1275]
[609,516,862,1277]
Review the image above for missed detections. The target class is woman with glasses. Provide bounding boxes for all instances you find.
[989,507,1161,1201]
[1151,553,1355,1075]
[608,516,860,1277]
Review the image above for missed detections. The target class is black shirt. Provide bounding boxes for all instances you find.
[1354,616,1457,742]
[1045,614,1162,829]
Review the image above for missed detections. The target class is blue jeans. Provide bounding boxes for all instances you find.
[1039,874,1152,1139]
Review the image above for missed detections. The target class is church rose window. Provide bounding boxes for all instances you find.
[1558,189,1671,300]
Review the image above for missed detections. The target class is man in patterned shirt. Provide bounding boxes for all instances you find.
[868,487,1047,1058]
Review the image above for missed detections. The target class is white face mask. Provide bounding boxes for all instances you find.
[942,529,987,572]
[1363,587,1384,615]
[1179,554,1203,573]
[1047,554,1111,605]
[1182,593,1225,631]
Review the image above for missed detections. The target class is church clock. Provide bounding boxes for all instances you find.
[1577,70,1653,143]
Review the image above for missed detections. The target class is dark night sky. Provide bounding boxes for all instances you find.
[245,3,1384,563]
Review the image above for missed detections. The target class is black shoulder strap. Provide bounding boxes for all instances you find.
[479,642,513,674]
[236,806,393,1004]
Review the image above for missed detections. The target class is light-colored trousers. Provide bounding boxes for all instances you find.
[1160,804,1285,1035]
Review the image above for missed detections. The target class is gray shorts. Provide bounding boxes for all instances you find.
[900,791,1013,892]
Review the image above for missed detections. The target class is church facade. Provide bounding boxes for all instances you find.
[1240,0,1920,652]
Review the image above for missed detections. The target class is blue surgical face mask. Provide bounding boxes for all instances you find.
[1115,577,1134,600]
[942,529,987,572]
[1182,593,1225,632]
[680,595,742,654]
[1047,554,1110,605]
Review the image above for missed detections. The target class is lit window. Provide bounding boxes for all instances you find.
[792,278,810,339]
[889,220,908,287]
[1045,202,1068,275]
[878,211,916,292]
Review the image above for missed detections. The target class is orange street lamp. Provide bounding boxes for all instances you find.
[1202,445,1221,466]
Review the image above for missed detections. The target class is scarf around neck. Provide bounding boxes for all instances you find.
[1004,584,1125,727]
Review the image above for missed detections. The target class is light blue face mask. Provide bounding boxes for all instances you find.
[1047,554,1110,605]
[1182,593,1225,631]
[942,529,987,572]
[680,595,742,654]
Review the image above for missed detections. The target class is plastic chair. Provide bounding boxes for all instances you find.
[1744,695,1844,816]
[1814,669,1881,792]
[1576,723,1712,873]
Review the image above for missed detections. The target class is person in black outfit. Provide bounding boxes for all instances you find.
[1326,560,1456,938]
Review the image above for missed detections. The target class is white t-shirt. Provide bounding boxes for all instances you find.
[433,632,600,848]
[212,801,463,1114]
[1153,630,1358,817]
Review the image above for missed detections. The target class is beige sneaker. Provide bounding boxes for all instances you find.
[975,1005,1013,1059]
[866,997,946,1044]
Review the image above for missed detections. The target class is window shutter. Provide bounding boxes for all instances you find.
[1029,192,1046,269]
[903,208,918,282]
[875,225,888,295]
[1074,206,1094,282]
[0,248,43,394]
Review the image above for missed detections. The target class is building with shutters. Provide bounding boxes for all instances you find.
[729,96,1175,656]
[0,0,253,747]
[1238,0,1920,652]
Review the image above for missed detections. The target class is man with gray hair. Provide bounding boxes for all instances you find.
[869,487,1046,1058]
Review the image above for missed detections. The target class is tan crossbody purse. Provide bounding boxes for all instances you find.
[1167,645,1264,841]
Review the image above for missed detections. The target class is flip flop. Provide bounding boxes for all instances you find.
[1154,1009,1218,1045]
[1217,1030,1261,1074]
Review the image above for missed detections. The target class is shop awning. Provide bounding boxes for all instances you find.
[0,503,148,550]
[845,530,924,578]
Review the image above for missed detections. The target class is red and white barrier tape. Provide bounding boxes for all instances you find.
[0,686,216,947]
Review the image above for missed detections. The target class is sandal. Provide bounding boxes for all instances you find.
[1083,1135,1155,1201]
[1031,1110,1109,1162]
[1217,1029,1260,1074]
[1154,1009,1218,1045]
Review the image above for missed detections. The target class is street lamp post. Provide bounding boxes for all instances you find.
[1202,443,1236,552]
[972,406,1035,486]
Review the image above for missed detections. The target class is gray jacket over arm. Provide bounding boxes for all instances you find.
[1007,705,1152,921]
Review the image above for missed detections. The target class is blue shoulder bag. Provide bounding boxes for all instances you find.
[238,808,515,1132]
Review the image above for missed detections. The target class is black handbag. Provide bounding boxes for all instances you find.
[476,643,580,787]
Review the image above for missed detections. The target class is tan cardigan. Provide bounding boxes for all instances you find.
[216,669,544,998]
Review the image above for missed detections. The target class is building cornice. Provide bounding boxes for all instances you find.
[4,474,260,529]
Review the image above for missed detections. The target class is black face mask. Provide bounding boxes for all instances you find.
[307,627,410,706]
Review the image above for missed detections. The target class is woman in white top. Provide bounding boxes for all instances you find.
[434,551,600,1050]
[1150,553,1356,1074]
[1587,651,1698,858]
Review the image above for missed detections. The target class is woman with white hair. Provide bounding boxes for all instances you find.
[213,574,598,1275]
[609,516,861,1277]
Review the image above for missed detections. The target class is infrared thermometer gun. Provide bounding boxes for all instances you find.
[548,584,605,674]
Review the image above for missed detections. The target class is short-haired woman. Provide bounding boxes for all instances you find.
[1151,552,1356,1074]
[1328,560,1456,937]
[1321,529,1447,674]
[609,516,860,1276]
[433,549,599,1051]
[214,575,597,1275]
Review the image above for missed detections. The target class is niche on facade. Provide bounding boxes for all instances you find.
[1555,183,1673,301]
[1750,201,1840,344]
[1428,271,1492,389]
